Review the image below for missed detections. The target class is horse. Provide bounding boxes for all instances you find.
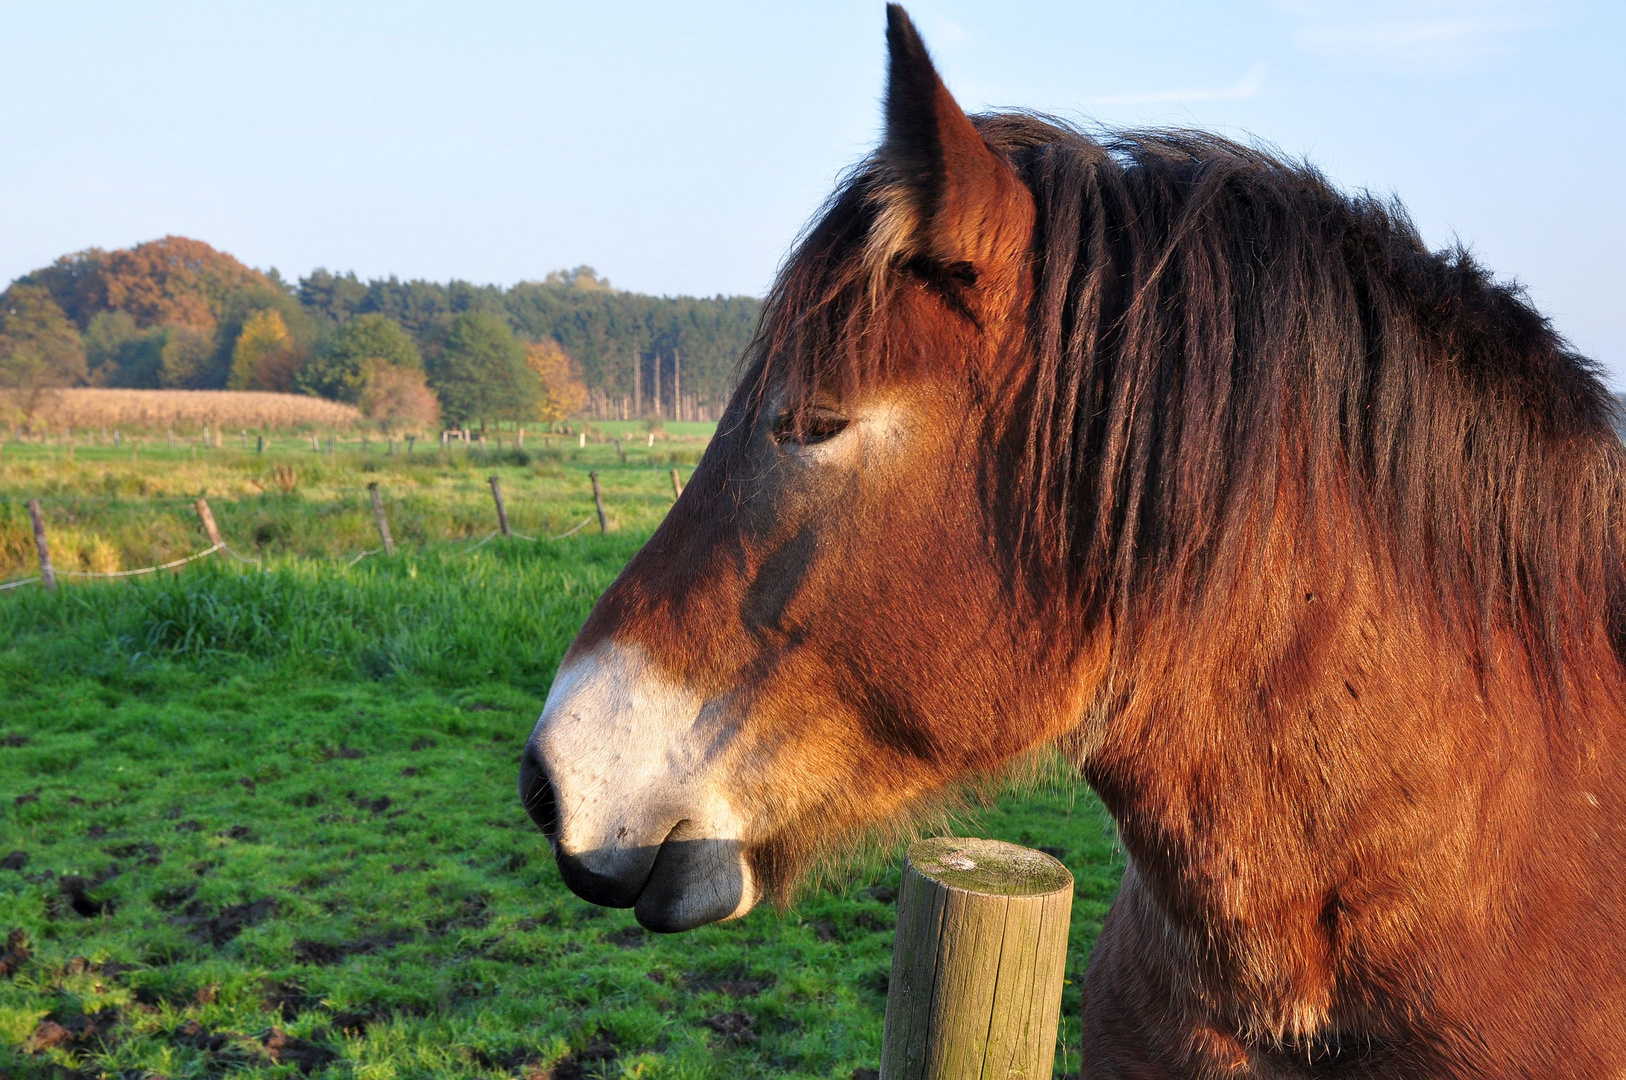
[521,6,1626,1075]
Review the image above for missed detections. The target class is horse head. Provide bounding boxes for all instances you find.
[519,7,1099,932]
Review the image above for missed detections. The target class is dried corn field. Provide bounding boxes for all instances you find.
[16,388,363,433]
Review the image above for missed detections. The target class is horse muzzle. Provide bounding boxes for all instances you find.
[519,641,758,932]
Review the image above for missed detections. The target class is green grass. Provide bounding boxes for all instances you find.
[0,432,1125,1080]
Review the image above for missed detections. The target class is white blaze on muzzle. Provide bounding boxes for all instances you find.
[527,639,758,930]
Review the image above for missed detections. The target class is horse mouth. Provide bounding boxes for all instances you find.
[519,744,755,932]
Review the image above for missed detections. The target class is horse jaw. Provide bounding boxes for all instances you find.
[522,639,759,931]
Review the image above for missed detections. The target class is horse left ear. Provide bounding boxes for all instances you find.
[872,5,1033,278]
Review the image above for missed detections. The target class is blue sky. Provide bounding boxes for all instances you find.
[3,1,1622,379]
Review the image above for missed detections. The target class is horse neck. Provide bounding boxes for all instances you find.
[1077,506,1626,1031]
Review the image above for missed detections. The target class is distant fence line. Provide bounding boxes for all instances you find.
[0,421,684,458]
[2,474,630,593]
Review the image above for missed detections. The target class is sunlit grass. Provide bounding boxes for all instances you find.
[0,430,1125,1079]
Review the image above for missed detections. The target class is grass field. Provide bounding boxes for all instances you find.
[0,425,1125,1080]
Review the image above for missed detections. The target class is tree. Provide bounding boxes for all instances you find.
[542,265,616,292]
[525,340,588,422]
[0,285,86,419]
[426,312,539,427]
[83,310,139,385]
[297,313,421,402]
[359,364,440,431]
[228,309,303,391]
[159,326,215,388]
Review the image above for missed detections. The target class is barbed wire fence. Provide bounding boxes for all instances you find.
[2,473,614,593]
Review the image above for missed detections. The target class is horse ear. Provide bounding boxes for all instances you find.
[873,5,1032,276]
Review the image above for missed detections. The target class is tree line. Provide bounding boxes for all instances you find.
[0,237,762,429]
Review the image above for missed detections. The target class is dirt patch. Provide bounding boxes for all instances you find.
[171,896,278,945]
[174,1018,236,1052]
[264,981,321,1021]
[0,928,32,977]
[604,926,646,948]
[263,1027,338,1072]
[105,841,162,865]
[2,732,29,747]
[291,931,411,965]
[425,894,490,933]
[546,1034,618,1079]
[59,875,115,918]
[685,969,776,998]
[701,1011,757,1044]
[0,851,27,872]
[25,1007,121,1053]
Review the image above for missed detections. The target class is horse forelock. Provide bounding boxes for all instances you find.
[743,111,1626,714]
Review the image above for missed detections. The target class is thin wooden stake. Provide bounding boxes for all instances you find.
[27,499,56,592]
[880,838,1072,1080]
[670,469,684,499]
[195,498,223,547]
[589,472,608,534]
[367,483,396,556]
[488,475,511,537]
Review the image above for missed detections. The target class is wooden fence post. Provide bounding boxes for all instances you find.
[367,483,396,556]
[589,472,608,534]
[27,499,57,592]
[488,475,511,537]
[671,469,684,499]
[195,498,224,548]
[880,838,1072,1080]
[256,435,264,455]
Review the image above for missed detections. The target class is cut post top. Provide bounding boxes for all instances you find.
[906,837,1071,897]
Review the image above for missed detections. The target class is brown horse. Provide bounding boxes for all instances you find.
[521,7,1626,1075]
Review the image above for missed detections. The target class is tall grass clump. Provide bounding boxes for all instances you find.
[0,536,643,688]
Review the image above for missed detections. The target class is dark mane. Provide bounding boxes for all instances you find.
[748,113,1626,701]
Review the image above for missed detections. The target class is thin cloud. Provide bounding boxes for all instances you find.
[1280,0,1549,71]
[1095,63,1267,106]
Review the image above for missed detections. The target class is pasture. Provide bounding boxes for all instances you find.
[0,428,1123,1079]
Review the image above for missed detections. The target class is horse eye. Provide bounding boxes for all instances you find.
[773,405,850,447]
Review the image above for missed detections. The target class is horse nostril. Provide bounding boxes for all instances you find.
[518,746,559,837]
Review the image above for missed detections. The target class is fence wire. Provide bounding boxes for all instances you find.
[4,511,603,593]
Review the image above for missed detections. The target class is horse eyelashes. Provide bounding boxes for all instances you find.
[773,406,850,447]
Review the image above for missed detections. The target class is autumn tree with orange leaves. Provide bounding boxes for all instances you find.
[524,339,587,422]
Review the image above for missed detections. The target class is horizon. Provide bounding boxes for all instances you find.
[3,1,1622,380]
